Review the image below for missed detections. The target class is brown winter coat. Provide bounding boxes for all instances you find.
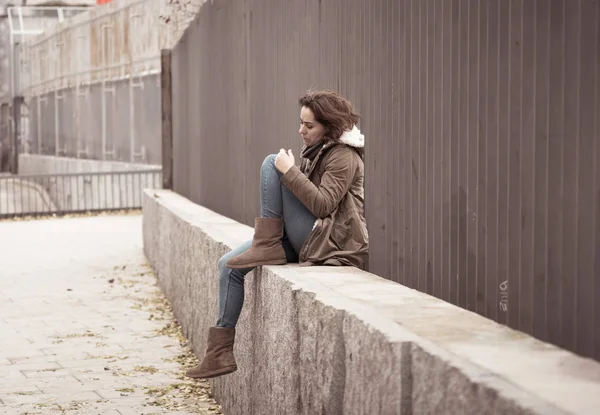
[280,139,369,270]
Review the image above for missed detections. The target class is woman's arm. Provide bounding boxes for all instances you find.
[280,148,358,219]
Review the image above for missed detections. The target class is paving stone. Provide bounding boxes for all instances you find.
[39,347,95,360]
[27,375,84,392]
[8,360,62,373]
[0,384,41,395]
[94,387,147,400]
[5,354,59,365]
[22,367,74,378]
[57,357,143,369]
[0,391,55,405]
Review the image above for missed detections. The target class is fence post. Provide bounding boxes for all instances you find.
[11,96,24,174]
[160,49,173,190]
[0,104,8,172]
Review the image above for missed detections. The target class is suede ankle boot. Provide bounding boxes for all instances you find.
[185,327,237,379]
[226,217,287,269]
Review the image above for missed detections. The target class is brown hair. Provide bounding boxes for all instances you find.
[298,89,359,141]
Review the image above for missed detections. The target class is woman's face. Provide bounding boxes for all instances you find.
[299,106,326,147]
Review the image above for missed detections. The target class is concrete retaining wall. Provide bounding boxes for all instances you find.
[17,155,161,212]
[18,154,161,175]
[142,189,600,415]
[0,175,57,216]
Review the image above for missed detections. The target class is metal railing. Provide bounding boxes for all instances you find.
[0,168,161,218]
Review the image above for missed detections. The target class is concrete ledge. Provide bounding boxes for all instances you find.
[142,189,600,415]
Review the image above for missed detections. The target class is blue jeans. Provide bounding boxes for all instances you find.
[216,155,316,328]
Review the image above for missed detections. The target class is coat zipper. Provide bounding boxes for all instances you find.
[299,218,322,262]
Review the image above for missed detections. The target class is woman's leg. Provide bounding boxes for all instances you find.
[217,237,296,328]
[226,155,291,269]
[260,155,284,219]
[260,154,317,253]
[185,243,252,379]
[187,156,301,379]
[216,240,252,328]
[281,184,317,255]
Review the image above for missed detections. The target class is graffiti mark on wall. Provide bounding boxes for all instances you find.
[499,280,508,312]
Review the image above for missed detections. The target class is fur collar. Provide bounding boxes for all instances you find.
[339,125,365,148]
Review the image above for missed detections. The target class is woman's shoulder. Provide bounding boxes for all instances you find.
[324,143,364,165]
[320,143,364,178]
[325,142,361,158]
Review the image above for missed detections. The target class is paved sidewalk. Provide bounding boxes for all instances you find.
[0,214,221,415]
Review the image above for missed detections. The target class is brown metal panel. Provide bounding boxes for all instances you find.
[425,0,434,296]
[236,0,250,225]
[520,0,536,334]
[485,0,500,322]
[369,0,383,275]
[457,0,469,309]
[466,0,480,313]
[380,0,390,277]
[475,0,488,316]
[387,0,400,282]
[400,0,410,287]
[532,0,550,341]
[496,0,511,327]
[546,0,566,349]
[400,0,408,285]
[366,0,386,278]
[387,0,395,280]
[389,0,402,282]
[388,0,397,281]
[507,0,523,331]
[576,0,598,357]
[594,0,600,360]
[449,0,460,306]
[409,0,418,292]
[416,0,425,294]
[561,0,580,353]
[440,0,452,302]
[431,0,442,301]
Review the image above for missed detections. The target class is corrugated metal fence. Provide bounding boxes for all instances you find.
[168,0,600,361]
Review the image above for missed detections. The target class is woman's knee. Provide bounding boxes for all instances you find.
[217,255,228,275]
[217,252,232,277]
[261,154,277,172]
[218,251,246,283]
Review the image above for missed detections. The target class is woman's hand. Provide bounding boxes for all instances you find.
[275,148,295,174]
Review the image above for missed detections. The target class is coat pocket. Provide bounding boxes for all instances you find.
[331,213,364,252]
[330,213,352,250]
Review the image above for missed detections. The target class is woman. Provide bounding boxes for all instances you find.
[186,89,369,379]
